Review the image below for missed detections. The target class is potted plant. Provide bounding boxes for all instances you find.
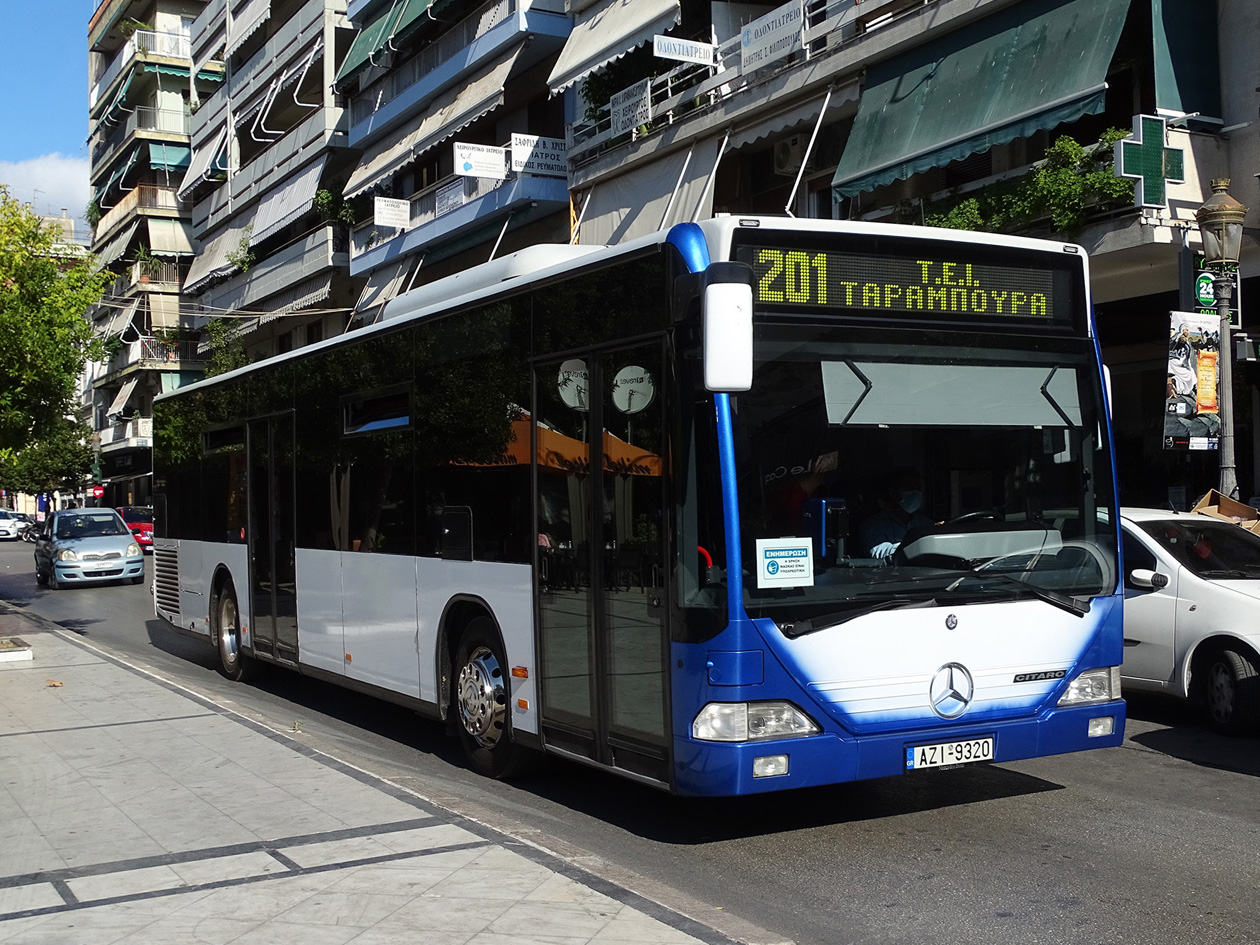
[134,246,162,283]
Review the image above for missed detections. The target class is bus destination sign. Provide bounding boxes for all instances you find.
[746,247,1058,320]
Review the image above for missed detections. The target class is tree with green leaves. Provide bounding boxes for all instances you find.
[0,416,95,495]
[0,187,111,465]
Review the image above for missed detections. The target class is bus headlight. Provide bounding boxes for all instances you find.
[692,701,820,741]
[56,549,79,562]
[1057,667,1121,706]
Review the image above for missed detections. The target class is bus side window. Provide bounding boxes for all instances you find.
[440,506,473,561]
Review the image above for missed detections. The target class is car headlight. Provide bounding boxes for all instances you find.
[1057,667,1121,706]
[692,701,821,741]
[56,549,78,562]
[127,543,141,557]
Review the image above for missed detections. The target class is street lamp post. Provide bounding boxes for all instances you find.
[1195,178,1248,499]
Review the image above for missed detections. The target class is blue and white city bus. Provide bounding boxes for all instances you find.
[152,216,1125,796]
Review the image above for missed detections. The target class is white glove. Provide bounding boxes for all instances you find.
[871,541,899,559]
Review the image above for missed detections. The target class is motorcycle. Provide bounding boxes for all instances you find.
[18,520,38,543]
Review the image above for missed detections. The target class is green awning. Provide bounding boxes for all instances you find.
[142,63,224,82]
[833,0,1131,198]
[150,143,191,171]
[1152,0,1221,121]
[336,0,461,89]
[335,0,413,88]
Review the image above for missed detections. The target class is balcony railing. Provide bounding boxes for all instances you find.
[92,106,192,170]
[567,0,918,165]
[349,138,554,258]
[349,0,515,127]
[105,336,205,375]
[96,185,183,236]
[98,417,154,448]
[90,30,193,110]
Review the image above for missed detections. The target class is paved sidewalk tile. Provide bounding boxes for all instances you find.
[0,624,736,945]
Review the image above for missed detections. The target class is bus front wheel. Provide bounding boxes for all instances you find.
[214,582,252,682]
[454,618,527,779]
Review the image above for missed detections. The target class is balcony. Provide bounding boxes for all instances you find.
[90,30,193,112]
[229,0,325,113]
[348,0,517,130]
[349,154,568,274]
[98,416,153,450]
[91,106,192,172]
[566,0,918,168]
[103,336,206,378]
[96,185,183,240]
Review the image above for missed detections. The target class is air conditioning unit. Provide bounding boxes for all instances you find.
[773,134,812,176]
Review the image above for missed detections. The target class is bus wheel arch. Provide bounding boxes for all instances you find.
[211,567,252,682]
[441,600,530,779]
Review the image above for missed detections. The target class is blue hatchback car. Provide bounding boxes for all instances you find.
[34,508,145,590]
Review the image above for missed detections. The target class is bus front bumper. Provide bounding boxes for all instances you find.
[672,700,1126,796]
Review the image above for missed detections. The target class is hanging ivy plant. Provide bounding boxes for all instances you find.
[225,225,256,272]
[920,128,1135,238]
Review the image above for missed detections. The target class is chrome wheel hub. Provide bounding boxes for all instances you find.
[220,597,239,661]
[457,646,505,748]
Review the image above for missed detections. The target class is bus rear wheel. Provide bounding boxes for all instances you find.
[454,618,528,779]
[214,581,252,682]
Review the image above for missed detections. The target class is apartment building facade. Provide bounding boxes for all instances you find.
[86,0,218,508]
[178,0,360,362]
[340,0,1257,507]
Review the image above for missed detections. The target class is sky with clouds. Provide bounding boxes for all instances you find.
[0,1,96,231]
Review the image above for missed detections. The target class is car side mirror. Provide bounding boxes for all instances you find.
[1130,568,1169,590]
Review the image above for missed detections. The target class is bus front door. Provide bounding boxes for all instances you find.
[247,414,298,663]
[535,343,670,784]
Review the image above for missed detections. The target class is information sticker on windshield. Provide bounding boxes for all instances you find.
[756,537,814,589]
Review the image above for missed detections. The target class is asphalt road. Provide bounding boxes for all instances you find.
[2,538,1257,945]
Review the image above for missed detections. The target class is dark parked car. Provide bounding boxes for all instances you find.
[34,508,144,590]
[116,505,154,551]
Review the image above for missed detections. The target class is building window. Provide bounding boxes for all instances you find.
[277,331,293,354]
[306,321,323,346]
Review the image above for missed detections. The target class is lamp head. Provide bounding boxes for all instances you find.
[1196,178,1247,267]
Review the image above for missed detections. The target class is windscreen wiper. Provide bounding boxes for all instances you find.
[946,571,1089,617]
[777,597,939,639]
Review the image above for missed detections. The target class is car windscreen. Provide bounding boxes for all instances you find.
[55,513,130,539]
[1138,518,1260,578]
[120,508,153,524]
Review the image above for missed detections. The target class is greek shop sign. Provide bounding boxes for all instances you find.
[741,1,804,72]
[653,34,715,66]
[756,537,814,589]
[511,134,568,177]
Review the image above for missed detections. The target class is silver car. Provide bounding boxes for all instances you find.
[34,508,145,590]
[1120,507,1260,735]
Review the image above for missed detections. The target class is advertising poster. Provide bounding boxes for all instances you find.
[1164,311,1221,451]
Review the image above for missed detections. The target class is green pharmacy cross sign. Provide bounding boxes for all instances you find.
[1114,115,1184,209]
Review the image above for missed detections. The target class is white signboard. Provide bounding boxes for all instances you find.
[755,537,814,589]
[435,179,464,217]
[741,0,804,72]
[653,34,715,66]
[610,78,652,137]
[373,196,410,230]
[511,134,568,177]
[453,142,507,180]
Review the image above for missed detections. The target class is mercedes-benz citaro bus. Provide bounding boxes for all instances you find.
[152,216,1125,796]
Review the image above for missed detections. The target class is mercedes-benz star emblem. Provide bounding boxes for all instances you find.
[929,662,974,719]
[945,614,958,630]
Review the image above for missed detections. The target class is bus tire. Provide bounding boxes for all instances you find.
[213,580,252,682]
[453,617,528,779]
[1203,645,1260,735]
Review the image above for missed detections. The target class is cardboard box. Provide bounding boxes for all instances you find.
[1191,489,1260,528]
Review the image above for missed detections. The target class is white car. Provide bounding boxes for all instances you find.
[0,509,20,541]
[1120,507,1260,734]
